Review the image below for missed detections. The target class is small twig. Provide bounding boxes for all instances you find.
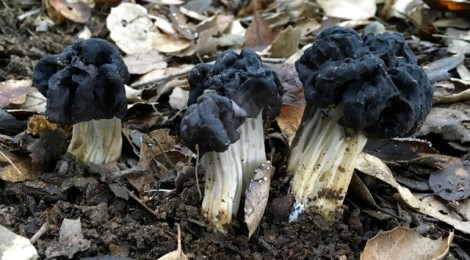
[150,136,176,169]
[125,187,164,220]
[30,222,49,244]
[195,144,202,200]
[109,167,146,181]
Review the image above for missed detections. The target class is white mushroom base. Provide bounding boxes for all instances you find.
[67,117,122,164]
[288,104,367,218]
[201,113,266,231]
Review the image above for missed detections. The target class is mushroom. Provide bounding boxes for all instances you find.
[32,38,129,164]
[180,49,282,231]
[288,26,433,218]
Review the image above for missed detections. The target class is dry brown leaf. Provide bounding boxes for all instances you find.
[0,150,41,182]
[152,33,192,54]
[195,15,244,55]
[46,0,91,24]
[270,25,301,58]
[238,0,275,15]
[244,12,274,51]
[122,50,167,75]
[417,107,470,143]
[361,227,453,260]
[356,153,470,234]
[0,79,31,108]
[424,0,470,11]
[244,161,274,238]
[276,104,304,145]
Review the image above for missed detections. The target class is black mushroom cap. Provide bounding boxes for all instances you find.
[187,49,282,121]
[32,38,129,125]
[180,92,247,154]
[295,26,433,139]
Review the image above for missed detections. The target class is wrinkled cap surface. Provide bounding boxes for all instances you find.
[32,38,129,125]
[187,49,282,120]
[295,26,433,138]
[180,92,247,154]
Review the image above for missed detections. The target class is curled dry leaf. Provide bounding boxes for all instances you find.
[123,49,167,75]
[245,161,274,238]
[361,227,453,260]
[0,79,31,108]
[356,153,470,234]
[276,104,304,145]
[0,150,41,182]
[424,0,470,11]
[46,0,91,24]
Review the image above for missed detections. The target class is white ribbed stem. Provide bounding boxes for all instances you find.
[201,113,267,231]
[67,117,122,164]
[288,104,367,217]
[238,113,267,190]
[201,142,243,232]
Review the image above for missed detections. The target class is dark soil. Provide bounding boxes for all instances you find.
[0,1,468,259]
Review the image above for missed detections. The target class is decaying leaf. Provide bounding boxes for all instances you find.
[153,32,192,54]
[269,25,301,58]
[137,129,177,168]
[276,104,304,145]
[424,0,470,11]
[418,107,470,143]
[0,150,42,182]
[46,0,91,24]
[194,14,245,55]
[245,161,274,238]
[27,129,67,171]
[361,227,453,260]
[356,153,470,234]
[157,224,188,260]
[429,161,470,201]
[363,138,438,163]
[27,115,59,135]
[123,49,168,75]
[244,12,274,51]
[0,79,31,107]
[317,0,376,20]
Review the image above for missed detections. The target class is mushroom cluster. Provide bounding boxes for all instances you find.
[288,26,433,218]
[33,38,129,164]
[180,49,282,231]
